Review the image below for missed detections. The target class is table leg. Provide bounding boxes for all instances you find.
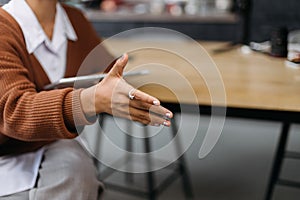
[144,126,156,200]
[264,122,291,200]
[125,120,134,183]
[171,116,194,199]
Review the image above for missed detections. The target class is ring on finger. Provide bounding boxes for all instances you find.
[128,88,136,100]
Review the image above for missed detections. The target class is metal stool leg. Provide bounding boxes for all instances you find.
[95,116,192,199]
[144,125,156,200]
[264,122,291,200]
[171,115,194,199]
[94,114,106,178]
[125,120,134,183]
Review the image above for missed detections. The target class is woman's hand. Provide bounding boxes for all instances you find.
[80,54,173,126]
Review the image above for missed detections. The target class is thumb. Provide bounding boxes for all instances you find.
[109,54,128,77]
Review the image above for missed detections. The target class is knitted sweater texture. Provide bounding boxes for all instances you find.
[0,4,106,155]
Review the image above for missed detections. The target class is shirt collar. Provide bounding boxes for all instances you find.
[3,0,77,54]
[47,3,78,53]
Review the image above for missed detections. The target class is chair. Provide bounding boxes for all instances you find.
[265,123,300,200]
[94,114,194,200]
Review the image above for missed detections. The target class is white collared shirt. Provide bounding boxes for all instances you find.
[3,0,77,82]
[0,0,77,196]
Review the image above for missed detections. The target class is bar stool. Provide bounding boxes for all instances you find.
[265,122,300,200]
[94,113,194,200]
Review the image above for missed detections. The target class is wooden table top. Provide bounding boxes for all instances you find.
[103,39,300,113]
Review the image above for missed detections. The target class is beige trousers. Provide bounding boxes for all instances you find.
[0,139,103,200]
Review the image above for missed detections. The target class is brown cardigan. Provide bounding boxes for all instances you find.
[0,4,112,155]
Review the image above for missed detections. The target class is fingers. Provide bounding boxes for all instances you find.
[95,53,173,126]
[122,88,173,126]
[117,106,172,127]
[131,89,161,106]
[131,105,172,127]
[133,109,172,127]
[129,99,172,120]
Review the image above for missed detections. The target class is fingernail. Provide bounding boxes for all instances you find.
[154,123,160,127]
[166,112,172,118]
[120,54,126,61]
[153,100,160,105]
[117,55,124,64]
[163,121,169,126]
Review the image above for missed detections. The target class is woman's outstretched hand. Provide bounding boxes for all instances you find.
[80,54,173,126]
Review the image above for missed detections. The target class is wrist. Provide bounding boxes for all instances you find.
[80,86,97,118]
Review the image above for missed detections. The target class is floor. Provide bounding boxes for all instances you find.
[81,114,300,200]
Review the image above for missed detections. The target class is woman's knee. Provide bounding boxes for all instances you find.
[37,140,102,199]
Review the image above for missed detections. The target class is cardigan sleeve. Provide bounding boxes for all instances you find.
[0,10,92,142]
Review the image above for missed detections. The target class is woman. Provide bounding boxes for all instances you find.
[0,0,172,199]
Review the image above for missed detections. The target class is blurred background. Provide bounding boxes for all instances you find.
[1,0,299,199]
[73,1,299,200]
[54,0,300,43]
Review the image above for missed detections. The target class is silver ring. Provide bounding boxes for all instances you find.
[128,89,136,100]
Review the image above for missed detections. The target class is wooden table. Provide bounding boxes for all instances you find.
[104,40,300,113]
[103,39,300,200]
